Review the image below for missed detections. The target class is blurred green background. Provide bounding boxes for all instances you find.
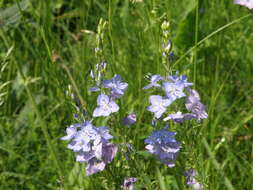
[0,0,253,189]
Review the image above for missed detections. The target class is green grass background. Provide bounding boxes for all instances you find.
[0,0,253,189]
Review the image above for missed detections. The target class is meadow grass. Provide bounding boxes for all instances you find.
[0,0,253,189]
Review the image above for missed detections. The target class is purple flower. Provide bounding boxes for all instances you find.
[184,169,203,190]
[61,123,79,140]
[143,75,164,90]
[86,158,106,176]
[163,111,197,123]
[121,177,137,190]
[122,113,137,126]
[168,73,193,88]
[103,74,128,97]
[144,127,180,167]
[185,89,208,120]
[93,94,119,117]
[163,81,186,102]
[61,121,118,176]
[147,95,172,118]
[66,122,100,153]
[101,143,118,163]
[234,0,253,9]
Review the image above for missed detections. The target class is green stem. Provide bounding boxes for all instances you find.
[62,64,88,114]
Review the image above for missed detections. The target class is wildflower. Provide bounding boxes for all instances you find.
[86,158,106,176]
[61,123,80,141]
[93,94,119,117]
[85,143,118,176]
[61,121,118,176]
[163,81,186,102]
[103,74,128,97]
[184,169,203,190]
[147,95,172,118]
[234,0,253,9]
[168,73,193,88]
[122,113,137,126]
[163,111,197,123]
[143,75,164,89]
[121,177,137,190]
[144,127,180,167]
[185,89,208,120]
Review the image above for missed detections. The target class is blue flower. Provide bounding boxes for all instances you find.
[185,89,208,120]
[85,158,106,176]
[168,73,193,88]
[103,74,128,97]
[147,95,172,118]
[61,121,118,176]
[144,127,180,167]
[93,94,119,117]
[143,75,164,89]
[163,81,186,102]
[60,123,80,141]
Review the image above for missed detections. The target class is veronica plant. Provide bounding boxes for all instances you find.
[144,126,181,167]
[143,19,208,171]
[144,72,207,122]
[61,121,118,176]
[61,18,128,176]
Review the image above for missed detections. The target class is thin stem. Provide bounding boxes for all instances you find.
[62,64,88,113]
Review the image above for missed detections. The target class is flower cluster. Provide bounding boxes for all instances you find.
[62,19,131,179]
[90,70,128,117]
[144,72,208,122]
[143,72,208,168]
[61,121,118,176]
[144,127,180,167]
[62,57,129,177]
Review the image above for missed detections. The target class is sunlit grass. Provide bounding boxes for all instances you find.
[0,0,253,189]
